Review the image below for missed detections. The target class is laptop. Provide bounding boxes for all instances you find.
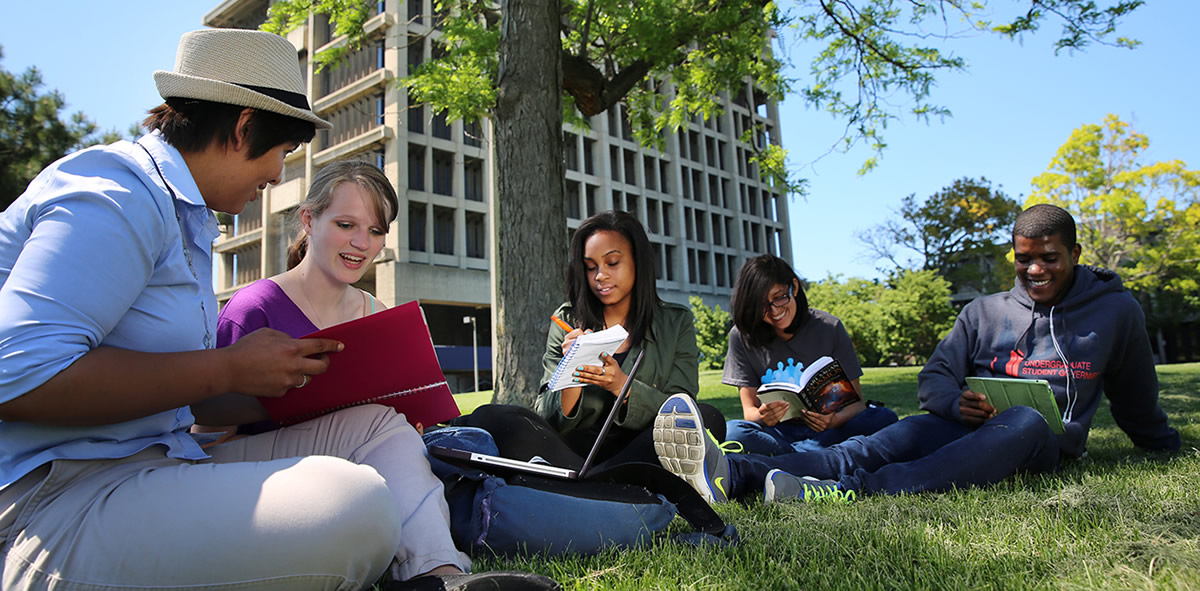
[429,348,645,480]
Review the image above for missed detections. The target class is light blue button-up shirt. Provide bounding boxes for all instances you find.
[0,132,219,487]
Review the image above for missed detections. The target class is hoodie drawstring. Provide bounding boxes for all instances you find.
[1048,305,1076,423]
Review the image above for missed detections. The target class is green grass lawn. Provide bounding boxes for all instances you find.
[450,363,1200,590]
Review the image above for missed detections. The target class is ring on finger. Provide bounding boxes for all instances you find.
[297,374,310,389]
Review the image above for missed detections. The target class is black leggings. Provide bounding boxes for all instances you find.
[453,401,727,472]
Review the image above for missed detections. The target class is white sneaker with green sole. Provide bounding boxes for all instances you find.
[653,393,730,504]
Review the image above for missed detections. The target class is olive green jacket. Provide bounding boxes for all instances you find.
[536,301,700,435]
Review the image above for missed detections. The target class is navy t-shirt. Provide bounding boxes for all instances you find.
[722,308,864,389]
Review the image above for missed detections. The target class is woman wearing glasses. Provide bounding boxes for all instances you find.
[721,255,897,455]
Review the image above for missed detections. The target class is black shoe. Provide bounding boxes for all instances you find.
[382,571,562,591]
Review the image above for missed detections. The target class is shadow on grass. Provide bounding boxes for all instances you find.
[461,363,1200,590]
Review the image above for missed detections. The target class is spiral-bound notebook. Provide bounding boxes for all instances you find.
[547,324,629,391]
[257,301,460,428]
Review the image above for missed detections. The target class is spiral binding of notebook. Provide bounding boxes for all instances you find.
[548,324,629,391]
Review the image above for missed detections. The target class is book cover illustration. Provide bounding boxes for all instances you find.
[257,300,461,428]
[756,356,861,421]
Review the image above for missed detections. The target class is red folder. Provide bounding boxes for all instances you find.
[257,301,461,427]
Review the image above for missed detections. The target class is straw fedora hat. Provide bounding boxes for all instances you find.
[154,29,331,129]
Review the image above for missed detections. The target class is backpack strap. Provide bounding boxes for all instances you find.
[584,461,736,541]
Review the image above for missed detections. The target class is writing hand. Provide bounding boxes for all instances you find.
[757,400,790,427]
[560,328,588,356]
[958,390,996,427]
[222,328,343,399]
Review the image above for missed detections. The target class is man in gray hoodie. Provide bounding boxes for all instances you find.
[663,204,1181,502]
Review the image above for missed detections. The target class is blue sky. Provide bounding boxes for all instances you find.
[3,1,1197,281]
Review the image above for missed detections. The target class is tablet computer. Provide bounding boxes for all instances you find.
[965,376,1064,434]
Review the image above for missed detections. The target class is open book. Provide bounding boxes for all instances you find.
[965,376,1064,434]
[257,300,460,428]
[547,324,629,391]
[756,356,860,421]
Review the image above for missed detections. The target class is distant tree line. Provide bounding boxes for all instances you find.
[1,46,135,210]
[694,115,1198,368]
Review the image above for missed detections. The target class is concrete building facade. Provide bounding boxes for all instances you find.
[203,0,791,392]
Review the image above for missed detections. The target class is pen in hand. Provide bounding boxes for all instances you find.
[551,316,573,332]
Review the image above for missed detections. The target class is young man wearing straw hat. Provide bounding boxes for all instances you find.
[0,29,558,591]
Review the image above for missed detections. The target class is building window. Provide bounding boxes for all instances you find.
[408,92,424,134]
[564,132,578,171]
[609,146,620,182]
[466,212,486,259]
[566,181,581,219]
[585,184,597,217]
[432,149,453,196]
[464,157,484,202]
[323,93,383,146]
[409,202,427,252]
[433,206,455,255]
[407,144,425,191]
[583,138,595,175]
[407,0,422,24]
[432,111,452,140]
[463,119,482,147]
[317,38,383,99]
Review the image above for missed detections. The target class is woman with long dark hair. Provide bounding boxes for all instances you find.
[722,255,896,454]
[458,210,725,467]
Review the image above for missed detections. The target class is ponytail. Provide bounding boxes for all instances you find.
[286,233,308,270]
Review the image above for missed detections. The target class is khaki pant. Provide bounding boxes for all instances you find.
[1,404,469,590]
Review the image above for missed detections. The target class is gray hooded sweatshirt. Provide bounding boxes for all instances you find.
[918,265,1180,458]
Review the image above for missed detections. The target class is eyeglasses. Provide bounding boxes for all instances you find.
[767,286,793,310]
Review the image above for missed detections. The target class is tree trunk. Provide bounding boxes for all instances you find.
[491,0,566,407]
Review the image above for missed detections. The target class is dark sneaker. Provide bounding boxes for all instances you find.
[763,468,856,504]
[383,570,562,590]
[654,393,730,503]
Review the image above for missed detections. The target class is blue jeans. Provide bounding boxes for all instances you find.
[726,407,1060,497]
[725,405,898,454]
[422,425,498,479]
